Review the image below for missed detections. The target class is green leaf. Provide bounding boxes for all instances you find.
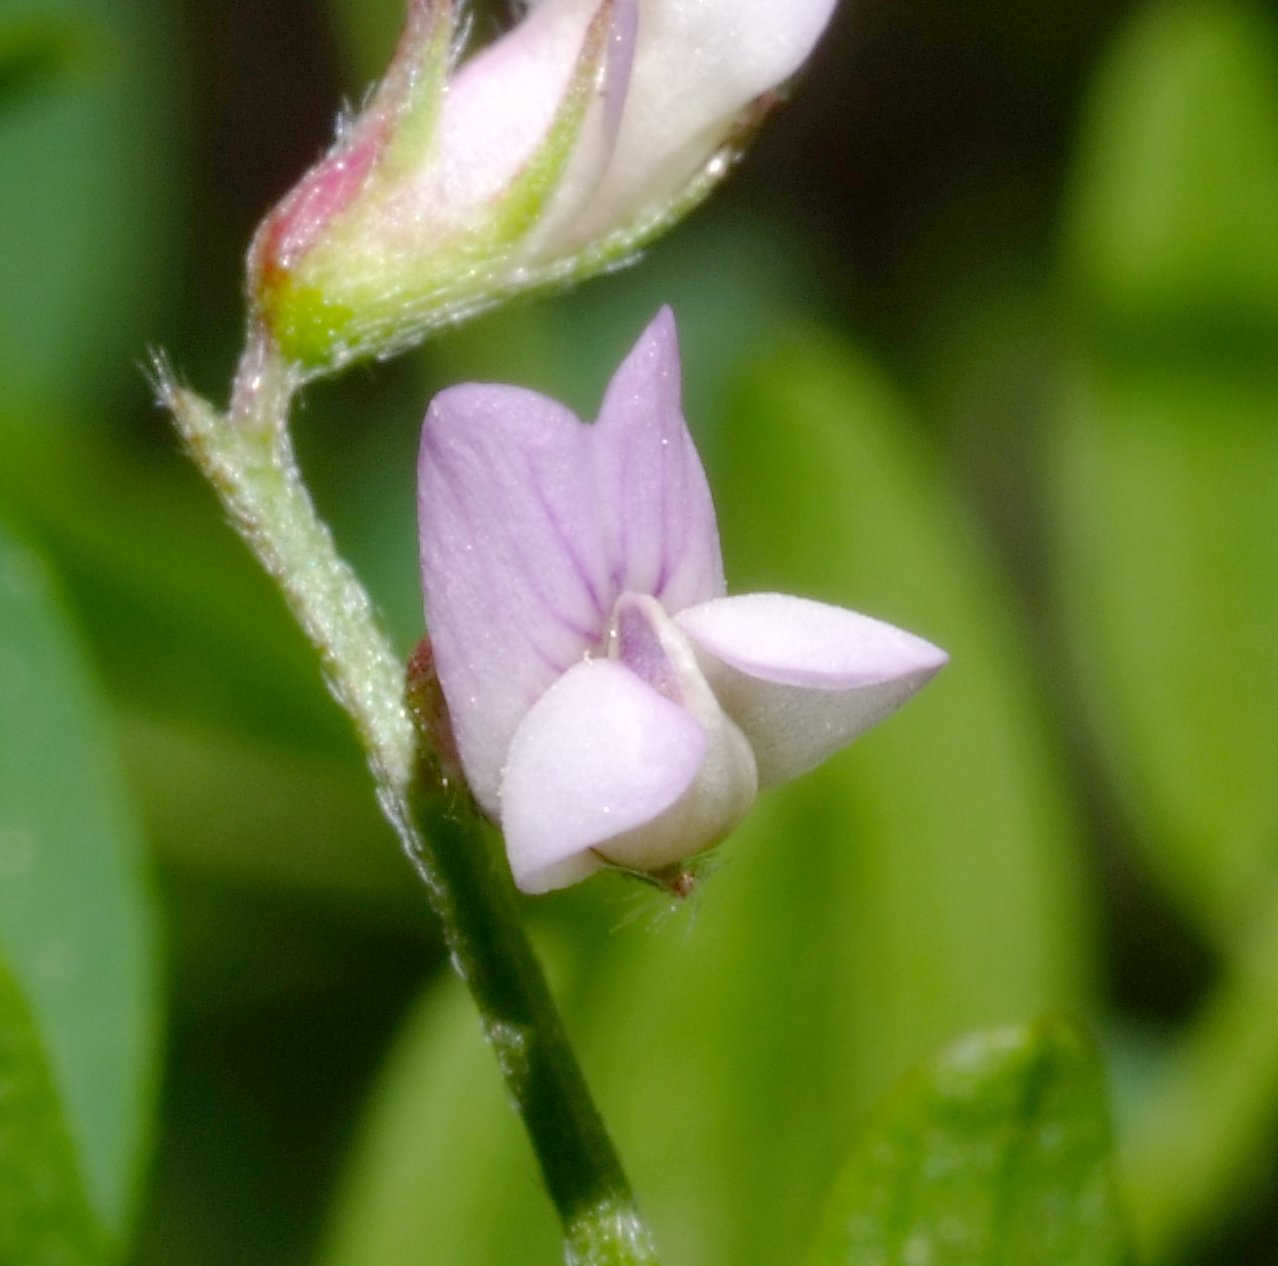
[0,419,351,757]
[0,521,157,1247]
[0,411,426,919]
[0,955,105,1264]
[1055,0,1278,933]
[1055,373,1278,930]
[427,208,822,428]
[119,712,412,910]
[807,1019,1127,1266]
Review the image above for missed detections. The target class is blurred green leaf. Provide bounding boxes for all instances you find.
[1055,373,1278,929]
[0,417,423,914]
[706,328,1093,1098]
[1067,0,1278,355]
[0,521,157,1248]
[322,308,1093,1266]
[120,713,413,911]
[0,956,105,1265]
[1123,912,1278,1262]
[0,419,351,757]
[1056,0,1278,933]
[0,16,78,107]
[426,208,825,425]
[0,0,178,416]
[807,1019,1126,1266]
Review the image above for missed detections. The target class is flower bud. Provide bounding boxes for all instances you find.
[249,0,837,372]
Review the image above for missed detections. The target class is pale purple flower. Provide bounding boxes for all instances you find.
[418,310,946,893]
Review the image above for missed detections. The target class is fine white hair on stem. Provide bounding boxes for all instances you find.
[143,347,182,412]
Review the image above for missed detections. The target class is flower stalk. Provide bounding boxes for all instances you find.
[160,343,660,1266]
[159,0,847,1254]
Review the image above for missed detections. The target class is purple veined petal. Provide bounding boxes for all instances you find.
[676,592,948,787]
[419,383,615,814]
[414,0,603,221]
[592,308,725,614]
[562,0,840,244]
[500,658,707,893]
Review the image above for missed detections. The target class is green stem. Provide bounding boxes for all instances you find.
[412,794,657,1265]
[160,338,659,1266]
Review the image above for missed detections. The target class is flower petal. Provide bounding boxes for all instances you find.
[418,383,613,813]
[500,658,706,893]
[564,0,840,242]
[593,308,725,613]
[677,593,948,786]
[421,0,603,219]
[526,0,640,248]
[605,593,759,869]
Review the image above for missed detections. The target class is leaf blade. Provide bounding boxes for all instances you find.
[809,1020,1127,1266]
[0,521,158,1245]
[0,954,105,1265]
[1054,0,1278,931]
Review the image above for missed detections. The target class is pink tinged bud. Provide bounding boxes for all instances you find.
[249,0,839,372]
[253,0,446,277]
[418,308,946,894]
[253,139,380,293]
[249,0,457,364]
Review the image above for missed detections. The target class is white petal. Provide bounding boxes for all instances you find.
[524,0,640,249]
[500,658,706,893]
[561,0,839,243]
[418,0,601,219]
[600,593,757,874]
[677,593,947,786]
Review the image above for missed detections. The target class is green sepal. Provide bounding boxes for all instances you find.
[480,0,618,244]
[262,280,364,374]
[365,0,455,181]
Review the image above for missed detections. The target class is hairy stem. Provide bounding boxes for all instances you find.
[160,338,659,1266]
